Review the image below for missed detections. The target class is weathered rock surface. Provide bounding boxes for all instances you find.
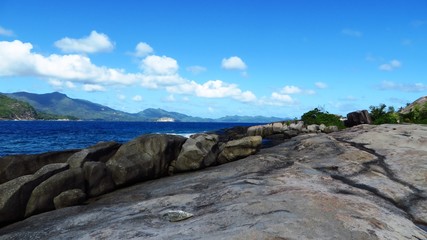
[0,150,77,184]
[217,136,262,164]
[83,161,115,197]
[344,110,372,127]
[0,125,426,239]
[173,134,219,172]
[67,141,120,168]
[25,168,85,217]
[106,134,186,186]
[0,163,69,226]
[53,189,87,209]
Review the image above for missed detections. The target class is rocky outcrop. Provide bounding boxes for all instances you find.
[106,134,187,186]
[83,161,115,197]
[53,189,87,209]
[67,141,120,168]
[173,134,219,172]
[0,131,265,227]
[217,136,262,164]
[0,163,69,225]
[0,150,78,184]
[344,110,372,127]
[0,124,425,239]
[25,168,85,217]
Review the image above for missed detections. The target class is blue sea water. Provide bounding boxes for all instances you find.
[0,121,257,157]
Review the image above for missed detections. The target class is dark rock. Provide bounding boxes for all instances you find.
[83,161,115,197]
[344,110,372,127]
[67,141,120,168]
[283,130,299,139]
[53,189,87,209]
[0,150,78,184]
[0,163,69,226]
[106,134,186,186]
[217,136,262,164]
[174,134,219,172]
[25,168,85,217]
[211,126,249,142]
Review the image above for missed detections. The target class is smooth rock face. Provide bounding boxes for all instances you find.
[174,134,219,172]
[53,189,87,209]
[0,125,425,239]
[25,168,85,217]
[0,150,77,184]
[217,136,262,164]
[0,163,69,226]
[67,141,120,168]
[106,134,186,186]
[83,161,115,197]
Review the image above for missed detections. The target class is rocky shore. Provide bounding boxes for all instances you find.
[0,122,426,239]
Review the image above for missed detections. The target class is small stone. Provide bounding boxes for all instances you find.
[162,210,194,222]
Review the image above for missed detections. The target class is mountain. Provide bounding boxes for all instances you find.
[6,92,137,121]
[216,115,283,123]
[5,92,286,122]
[0,94,75,120]
[0,94,38,120]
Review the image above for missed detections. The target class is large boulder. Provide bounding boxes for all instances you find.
[67,141,120,168]
[344,110,372,127]
[106,134,186,186]
[0,163,69,226]
[0,150,77,184]
[83,161,115,197]
[173,134,219,172]
[25,168,85,217]
[217,136,262,164]
[53,189,87,209]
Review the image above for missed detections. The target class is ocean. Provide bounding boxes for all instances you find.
[0,121,258,157]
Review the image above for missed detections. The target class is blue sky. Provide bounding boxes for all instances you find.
[0,0,426,119]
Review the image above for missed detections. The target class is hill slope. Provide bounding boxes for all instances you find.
[6,92,137,121]
[0,94,38,120]
[5,92,286,122]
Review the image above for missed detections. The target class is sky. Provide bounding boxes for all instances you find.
[0,0,426,119]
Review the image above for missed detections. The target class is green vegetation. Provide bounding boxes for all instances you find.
[300,108,345,129]
[0,94,77,120]
[369,104,399,125]
[369,102,427,125]
[0,94,38,119]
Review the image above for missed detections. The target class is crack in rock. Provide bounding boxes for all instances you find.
[331,137,426,227]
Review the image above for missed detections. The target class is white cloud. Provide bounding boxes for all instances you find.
[54,31,114,54]
[341,29,362,37]
[167,80,256,103]
[186,65,207,75]
[221,56,247,70]
[271,92,294,103]
[132,95,143,101]
[135,42,153,57]
[281,85,302,94]
[378,80,427,92]
[315,82,327,89]
[83,84,106,92]
[165,94,176,102]
[48,79,76,89]
[117,94,126,100]
[0,40,257,104]
[379,60,401,71]
[141,55,179,75]
[0,40,137,85]
[278,85,315,95]
[0,26,14,36]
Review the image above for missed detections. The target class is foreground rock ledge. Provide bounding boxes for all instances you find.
[0,124,425,239]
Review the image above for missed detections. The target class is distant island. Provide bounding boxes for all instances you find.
[0,92,285,123]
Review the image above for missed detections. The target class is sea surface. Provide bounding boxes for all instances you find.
[0,121,258,157]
